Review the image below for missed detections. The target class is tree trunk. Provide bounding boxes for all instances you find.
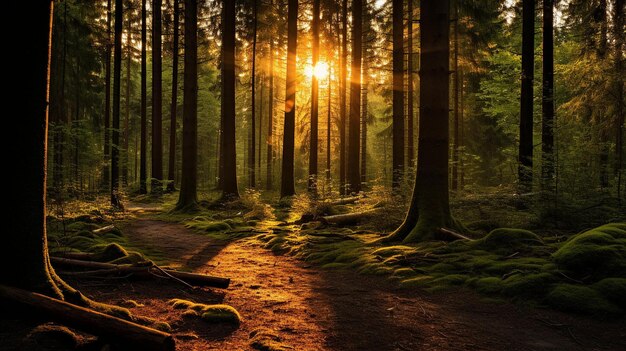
[392,0,405,190]
[614,0,625,200]
[221,0,240,199]
[451,0,459,191]
[167,0,180,193]
[111,0,124,208]
[308,0,320,194]
[518,0,535,194]
[361,53,368,185]
[123,9,131,187]
[139,0,148,194]
[103,0,112,190]
[267,8,274,191]
[327,66,332,189]
[152,0,163,194]
[541,0,555,199]
[407,0,415,169]
[347,0,363,194]
[249,0,258,189]
[280,0,298,198]
[386,0,455,243]
[339,0,348,195]
[176,0,199,211]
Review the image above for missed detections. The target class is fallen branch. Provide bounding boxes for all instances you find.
[320,208,382,225]
[93,225,117,235]
[324,196,361,206]
[436,227,473,242]
[0,285,175,351]
[51,257,230,289]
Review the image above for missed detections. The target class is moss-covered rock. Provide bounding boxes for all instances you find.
[552,223,626,279]
[546,284,622,316]
[200,305,241,325]
[21,324,79,351]
[168,298,195,309]
[91,243,128,262]
[501,272,556,298]
[473,228,544,255]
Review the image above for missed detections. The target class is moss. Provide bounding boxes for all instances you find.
[119,299,143,308]
[109,251,147,264]
[168,298,196,309]
[372,245,418,258]
[66,221,100,232]
[428,274,467,291]
[399,276,434,289]
[152,321,172,332]
[23,324,79,350]
[321,262,348,269]
[593,278,626,308]
[250,328,291,351]
[182,310,200,318]
[200,305,242,325]
[473,277,504,294]
[392,268,416,278]
[546,284,622,316]
[473,228,544,254]
[552,223,626,279]
[501,272,556,298]
[91,243,128,262]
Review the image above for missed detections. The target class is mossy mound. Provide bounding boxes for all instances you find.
[168,299,241,325]
[501,272,556,298]
[472,277,504,294]
[593,278,626,308]
[21,324,79,351]
[91,243,128,262]
[473,228,544,254]
[250,328,291,351]
[546,284,622,316]
[552,223,626,279]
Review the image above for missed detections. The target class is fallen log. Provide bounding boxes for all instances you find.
[51,257,230,289]
[325,196,361,206]
[437,227,473,242]
[320,208,382,225]
[92,225,117,235]
[0,285,175,351]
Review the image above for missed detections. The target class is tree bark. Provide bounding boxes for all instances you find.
[392,0,405,189]
[139,0,148,194]
[347,0,363,194]
[152,0,164,194]
[250,0,258,189]
[280,0,298,198]
[267,5,275,191]
[176,0,199,210]
[167,0,180,193]
[614,0,625,199]
[111,0,124,208]
[386,0,455,243]
[518,0,535,194]
[308,0,321,194]
[221,0,240,199]
[541,0,555,199]
[123,8,131,187]
[339,0,348,195]
[407,0,415,169]
[103,0,112,190]
[452,0,459,191]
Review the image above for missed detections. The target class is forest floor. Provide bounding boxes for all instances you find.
[60,203,626,351]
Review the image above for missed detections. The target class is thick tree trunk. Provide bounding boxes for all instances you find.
[339,0,348,195]
[541,0,555,198]
[280,0,298,198]
[518,0,535,194]
[5,0,57,294]
[386,0,456,243]
[176,0,199,211]
[347,0,363,194]
[392,0,405,189]
[152,0,163,194]
[407,0,415,169]
[139,0,148,194]
[103,0,112,190]
[167,0,180,193]
[614,0,625,199]
[361,57,368,185]
[123,10,131,187]
[309,0,320,194]
[249,0,258,189]
[111,0,124,208]
[327,66,332,188]
[221,0,240,199]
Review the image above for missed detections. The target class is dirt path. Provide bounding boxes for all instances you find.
[85,218,625,351]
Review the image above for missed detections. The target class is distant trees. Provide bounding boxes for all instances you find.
[391,0,404,190]
[281,0,298,198]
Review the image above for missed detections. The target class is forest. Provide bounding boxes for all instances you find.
[2,0,625,350]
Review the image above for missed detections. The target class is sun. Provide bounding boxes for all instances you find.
[305,61,329,80]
